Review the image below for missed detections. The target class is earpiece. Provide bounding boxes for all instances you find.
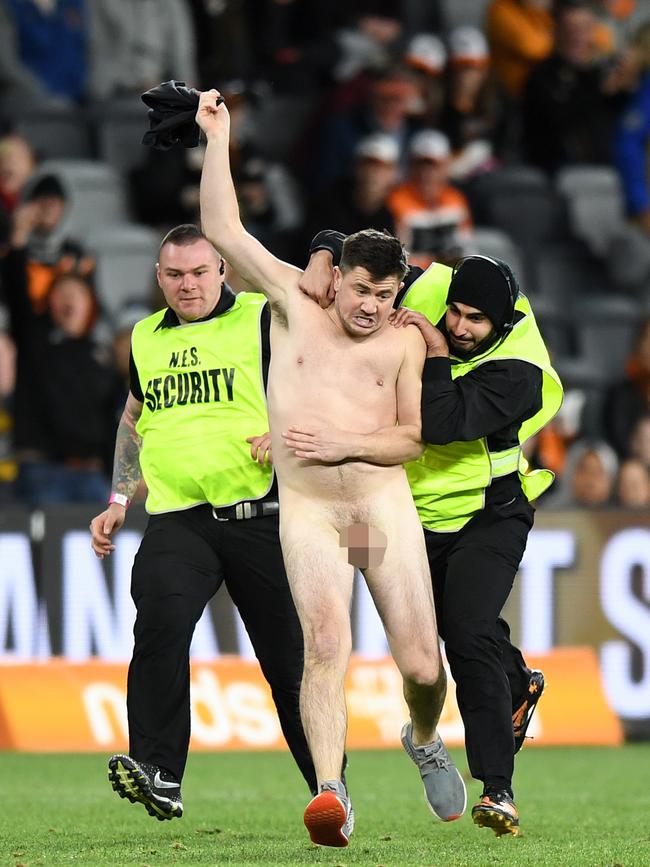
[451,255,519,334]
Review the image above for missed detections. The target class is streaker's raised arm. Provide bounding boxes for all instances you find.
[196,89,301,302]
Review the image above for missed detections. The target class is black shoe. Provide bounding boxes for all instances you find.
[108,754,183,821]
[472,789,520,837]
[513,669,545,753]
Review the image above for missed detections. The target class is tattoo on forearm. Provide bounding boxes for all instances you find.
[111,413,143,500]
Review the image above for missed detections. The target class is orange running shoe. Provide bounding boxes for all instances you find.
[303,780,354,847]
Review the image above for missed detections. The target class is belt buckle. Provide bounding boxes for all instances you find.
[235,502,253,520]
[212,507,230,522]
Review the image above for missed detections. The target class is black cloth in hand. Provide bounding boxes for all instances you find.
[142,80,216,150]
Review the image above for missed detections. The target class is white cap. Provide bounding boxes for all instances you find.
[448,26,489,65]
[409,129,450,162]
[405,33,447,75]
[354,133,399,163]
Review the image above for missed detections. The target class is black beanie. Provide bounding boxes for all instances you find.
[446,256,516,332]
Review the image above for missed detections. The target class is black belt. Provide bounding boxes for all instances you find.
[212,501,279,521]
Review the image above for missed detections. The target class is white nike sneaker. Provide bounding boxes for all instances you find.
[108,754,183,820]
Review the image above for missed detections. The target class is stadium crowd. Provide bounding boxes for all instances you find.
[1,0,650,508]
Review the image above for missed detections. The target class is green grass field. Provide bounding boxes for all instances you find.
[1,746,649,866]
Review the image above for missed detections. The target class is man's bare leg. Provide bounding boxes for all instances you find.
[280,498,356,846]
[363,478,467,821]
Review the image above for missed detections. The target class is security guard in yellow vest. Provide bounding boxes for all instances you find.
[303,234,562,838]
[90,224,316,821]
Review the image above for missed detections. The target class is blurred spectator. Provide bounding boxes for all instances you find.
[86,0,199,100]
[1,174,94,314]
[302,133,398,255]
[131,81,297,230]
[594,0,649,54]
[522,0,630,173]
[603,317,650,457]
[615,456,650,506]
[613,20,650,233]
[403,32,448,127]
[235,156,303,261]
[487,0,554,100]
[188,0,254,87]
[0,0,88,104]
[525,388,586,479]
[110,303,150,504]
[111,303,151,401]
[0,132,37,216]
[310,66,422,191]
[387,129,474,267]
[545,440,617,507]
[629,413,650,468]
[248,0,340,93]
[0,305,17,500]
[332,9,402,85]
[4,267,119,507]
[441,26,508,180]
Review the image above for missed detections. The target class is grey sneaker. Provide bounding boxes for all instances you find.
[401,723,467,821]
[108,754,183,821]
[303,779,354,847]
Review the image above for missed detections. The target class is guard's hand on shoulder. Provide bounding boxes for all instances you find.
[389,307,449,357]
[299,251,335,308]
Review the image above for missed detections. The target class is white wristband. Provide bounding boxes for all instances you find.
[109,492,130,509]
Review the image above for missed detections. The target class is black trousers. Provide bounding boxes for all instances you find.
[127,504,316,793]
[424,493,534,795]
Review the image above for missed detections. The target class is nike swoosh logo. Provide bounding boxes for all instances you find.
[153,771,180,789]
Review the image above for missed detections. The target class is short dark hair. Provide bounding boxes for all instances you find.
[340,228,408,281]
[159,223,209,252]
[26,174,66,202]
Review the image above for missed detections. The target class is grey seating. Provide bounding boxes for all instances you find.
[86,223,160,319]
[253,95,314,162]
[464,165,549,225]
[533,241,610,302]
[555,165,626,255]
[25,159,130,241]
[526,294,573,358]
[574,294,642,382]
[8,106,93,160]
[93,100,150,174]
[440,0,491,31]
[483,187,569,253]
[551,356,608,438]
[465,226,524,286]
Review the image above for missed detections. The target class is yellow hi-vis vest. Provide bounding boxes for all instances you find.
[131,293,273,514]
[401,263,564,532]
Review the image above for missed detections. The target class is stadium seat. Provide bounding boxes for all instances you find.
[465,226,525,286]
[533,241,610,301]
[86,223,160,319]
[478,187,569,290]
[606,224,650,296]
[527,294,574,358]
[551,356,609,437]
[464,165,549,225]
[555,165,626,255]
[440,0,491,31]
[25,159,130,241]
[574,294,642,382]
[93,100,150,174]
[6,105,93,160]
[253,95,314,162]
